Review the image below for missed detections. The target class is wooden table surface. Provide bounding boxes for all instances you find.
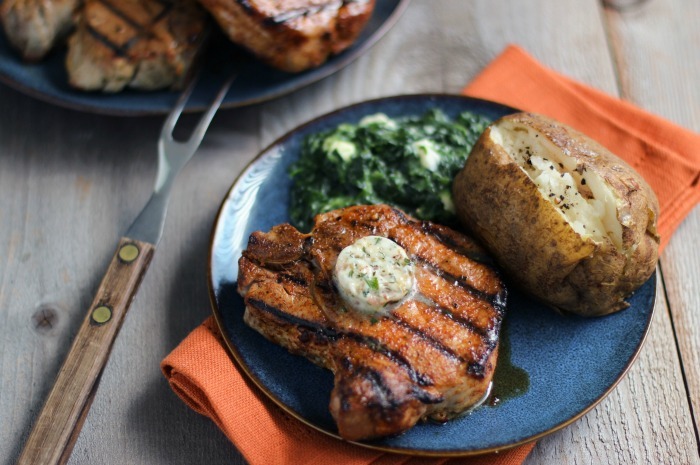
[2,1,699,464]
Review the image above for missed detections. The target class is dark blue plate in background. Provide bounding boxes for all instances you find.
[0,1,409,115]
[208,95,656,456]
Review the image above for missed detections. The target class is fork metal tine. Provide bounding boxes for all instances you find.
[126,71,235,245]
[160,70,202,141]
[186,74,237,152]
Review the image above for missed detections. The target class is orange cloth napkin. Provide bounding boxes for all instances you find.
[162,46,700,465]
[163,317,534,465]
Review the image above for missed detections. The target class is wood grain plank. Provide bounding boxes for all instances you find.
[62,106,262,465]
[0,86,252,464]
[527,278,699,464]
[603,0,700,445]
[18,237,155,465]
[1,1,698,464]
[0,88,159,463]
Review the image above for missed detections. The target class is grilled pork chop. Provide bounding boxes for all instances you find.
[0,0,79,61]
[66,0,207,92]
[197,0,376,72]
[238,205,506,440]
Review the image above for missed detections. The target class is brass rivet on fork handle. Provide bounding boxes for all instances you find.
[91,306,112,325]
[16,70,238,465]
[118,243,139,263]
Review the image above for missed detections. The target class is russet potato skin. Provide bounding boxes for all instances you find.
[453,113,660,316]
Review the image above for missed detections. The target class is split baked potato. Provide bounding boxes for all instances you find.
[453,113,660,316]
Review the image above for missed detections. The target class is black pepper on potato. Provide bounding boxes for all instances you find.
[452,112,660,316]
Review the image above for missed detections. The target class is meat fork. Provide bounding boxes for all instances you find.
[17,73,236,465]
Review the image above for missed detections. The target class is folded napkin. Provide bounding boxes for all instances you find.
[163,317,534,465]
[162,46,700,465]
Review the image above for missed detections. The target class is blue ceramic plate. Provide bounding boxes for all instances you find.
[208,95,656,456]
[0,1,409,115]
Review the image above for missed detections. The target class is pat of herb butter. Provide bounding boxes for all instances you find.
[334,236,415,317]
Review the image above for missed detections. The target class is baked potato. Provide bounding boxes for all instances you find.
[452,113,660,316]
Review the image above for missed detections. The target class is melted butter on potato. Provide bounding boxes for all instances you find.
[490,124,623,250]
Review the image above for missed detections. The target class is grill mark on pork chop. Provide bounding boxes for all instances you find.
[248,231,497,364]
[277,272,308,287]
[310,274,495,370]
[85,26,129,57]
[362,367,442,410]
[338,357,443,410]
[96,0,147,30]
[360,367,399,409]
[312,275,337,300]
[390,208,487,262]
[311,207,503,302]
[247,298,435,386]
[434,306,488,338]
[257,269,495,379]
[386,207,503,293]
[390,305,495,379]
[234,0,257,14]
[389,317,463,363]
[148,0,175,22]
[409,386,444,405]
[337,360,443,416]
[467,363,486,377]
[201,0,374,71]
[412,296,490,339]
[419,222,497,266]
[83,0,175,58]
[312,271,491,340]
[387,234,501,307]
[417,255,506,311]
[440,311,492,341]
[335,333,434,387]
[239,205,504,440]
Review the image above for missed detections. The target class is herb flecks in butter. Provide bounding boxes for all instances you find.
[289,109,491,231]
[334,236,415,317]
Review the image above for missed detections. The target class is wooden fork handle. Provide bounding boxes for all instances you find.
[17,237,155,465]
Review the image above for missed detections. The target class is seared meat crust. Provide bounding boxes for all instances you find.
[197,0,376,72]
[238,205,506,440]
[66,0,207,92]
[1,0,79,61]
